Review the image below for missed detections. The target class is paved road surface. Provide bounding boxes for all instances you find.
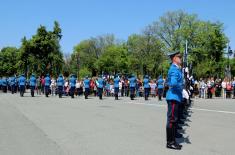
[0,93,235,155]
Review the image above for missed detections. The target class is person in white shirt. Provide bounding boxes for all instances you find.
[221,78,227,98]
[50,77,56,96]
[64,79,69,96]
[199,78,206,98]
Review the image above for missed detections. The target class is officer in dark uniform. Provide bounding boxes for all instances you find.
[129,74,136,100]
[69,74,76,98]
[44,74,51,97]
[157,75,164,101]
[18,74,26,97]
[57,74,64,98]
[97,75,104,100]
[29,74,36,97]
[166,51,183,150]
[83,76,90,99]
[114,75,120,100]
[143,75,150,100]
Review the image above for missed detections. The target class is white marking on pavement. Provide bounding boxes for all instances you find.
[127,102,235,115]
[190,108,235,114]
[126,102,166,107]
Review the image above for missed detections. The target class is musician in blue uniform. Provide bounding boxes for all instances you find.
[18,74,26,97]
[69,74,76,98]
[0,77,2,91]
[44,74,51,97]
[166,51,183,150]
[83,76,90,99]
[10,76,16,94]
[57,74,64,98]
[129,74,136,100]
[97,75,105,100]
[143,75,150,100]
[29,74,36,97]
[2,77,8,93]
[114,75,120,100]
[157,75,164,101]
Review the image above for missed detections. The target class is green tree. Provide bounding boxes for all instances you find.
[0,47,20,76]
[149,10,228,78]
[19,21,64,77]
[95,45,130,74]
[72,34,119,77]
[127,31,164,77]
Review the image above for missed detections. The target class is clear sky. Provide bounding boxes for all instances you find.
[0,0,235,54]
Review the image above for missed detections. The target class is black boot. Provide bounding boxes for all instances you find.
[166,127,172,143]
[166,141,182,150]
[166,126,182,150]
[145,95,147,100]
[131,94,134,100]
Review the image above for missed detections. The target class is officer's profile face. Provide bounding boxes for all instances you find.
[173,54,182,66]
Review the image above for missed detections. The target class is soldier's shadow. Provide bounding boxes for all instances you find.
[177,135,191,144]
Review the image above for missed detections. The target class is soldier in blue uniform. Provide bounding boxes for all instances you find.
[29,74,37,97]
[129,74,137,100]
[143,75,150,100]
[57,74,64,98]
[157,75,164,101]
[166,51,183,150]
[18,74,26,97]
[97,75,105,100]
[44,74,51,97]
[83,76,90,99]
[114,75,120,100]
[69,74,76,98]
[0,77,2,91]
[10,76,16,94]
[2,77,7,93]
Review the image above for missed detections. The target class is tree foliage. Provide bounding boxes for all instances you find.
[0,47,19,76]
[19,21,64,77]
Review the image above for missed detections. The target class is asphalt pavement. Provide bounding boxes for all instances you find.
[0,92,234,155]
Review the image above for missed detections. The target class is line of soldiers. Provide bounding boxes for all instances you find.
[0,73,166,101]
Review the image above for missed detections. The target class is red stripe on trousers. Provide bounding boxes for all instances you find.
[170,101,175,128]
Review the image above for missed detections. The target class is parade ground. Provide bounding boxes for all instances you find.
[0,93,235,155]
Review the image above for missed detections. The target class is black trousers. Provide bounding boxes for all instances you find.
[98,88,103,99]
[130,87,135,100]
[19,85,25,97]
[45,86,50,97]
[30,86,35,97]
[2,86,7,93]
[85,88,90,99]
[144,88,149,98]
[58,86,63,98]
[166,100,179,143]
[70,86,75,98]
[11,84,15,94]
[158,88,163,100]
[207,88,213,98]
[114,87,119,99]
